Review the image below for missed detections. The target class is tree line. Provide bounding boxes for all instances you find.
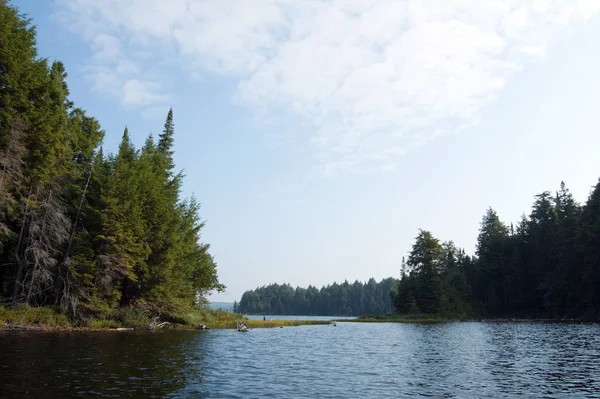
[390,179,600,320]
[235,278,397,316]
[0,2,223,321]
[237,177,599,320]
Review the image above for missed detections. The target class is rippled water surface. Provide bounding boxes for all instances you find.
[1,322,600,398]
[245,314,356,320]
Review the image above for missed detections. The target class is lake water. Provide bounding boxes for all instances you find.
[245,314,356,321]
[1,321,599,398]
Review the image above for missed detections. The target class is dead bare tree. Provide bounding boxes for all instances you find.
[23,190,70,304]
[12,185,36,300]
[0,121,27,292]
[56,256,86,316]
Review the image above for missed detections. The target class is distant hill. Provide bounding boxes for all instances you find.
[208,301,234,311]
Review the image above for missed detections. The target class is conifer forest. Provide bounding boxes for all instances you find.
[239,179,600,320]
[2,1,599,323]
[0,1,223,322]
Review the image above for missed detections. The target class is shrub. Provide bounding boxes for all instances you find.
[109,307,150,329]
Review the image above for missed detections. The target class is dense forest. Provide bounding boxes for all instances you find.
[238,178,600,320]
[236,278,397,316]
[0,2,223,321]
[391,180,600,320]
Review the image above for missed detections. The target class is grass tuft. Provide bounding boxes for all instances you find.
[177,307,330,329]
[0,306,71,327]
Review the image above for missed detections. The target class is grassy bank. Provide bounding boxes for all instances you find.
[0,306,330,331]
[0,306,150,331]
[0,306,74,329]
[226,319,329,329]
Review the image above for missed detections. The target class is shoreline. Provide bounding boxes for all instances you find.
[4,318,595,333]
[0,323,136,332]
[0,319,331,333]
[4,310,595,332]
[344,315,599,324]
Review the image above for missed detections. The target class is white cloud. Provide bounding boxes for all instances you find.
[54,0,599,176]
[122,79,168,107]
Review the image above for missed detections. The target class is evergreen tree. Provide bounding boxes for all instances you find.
[405,230,444,313]
[551,182,582,316]
[158,108,175,172]
[578,179,600,318]
[100,128,148,306]
[476,208,511,314]
[527,192,558,314]
[0,2,223,322]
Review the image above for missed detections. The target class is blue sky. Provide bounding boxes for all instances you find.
[15,0,600,302]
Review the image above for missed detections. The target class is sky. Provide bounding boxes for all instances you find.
[15,0,600,303]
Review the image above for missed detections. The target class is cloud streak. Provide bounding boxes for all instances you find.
[55,0,599,175]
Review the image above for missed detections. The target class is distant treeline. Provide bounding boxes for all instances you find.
[236,278,397,316]
[0,2,223,321]
[238,177,600,320]
[390,179,600,320]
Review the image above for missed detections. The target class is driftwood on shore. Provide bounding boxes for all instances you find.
[148,315,170,330]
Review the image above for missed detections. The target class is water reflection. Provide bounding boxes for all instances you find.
[0,330,206,398]
[1,322,599,398]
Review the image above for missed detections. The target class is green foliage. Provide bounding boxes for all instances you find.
[183,307,244,328]
[0,0,42,139]
[108,307,150,329]
[0,306,71,327]
[578,178,600,318]
[238,278,397,316]
[390,178,600,321]
[0,2,222,325]
[408,230,445,314]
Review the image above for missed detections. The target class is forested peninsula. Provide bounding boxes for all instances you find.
[239,178,600,321]
[0,2,223,329]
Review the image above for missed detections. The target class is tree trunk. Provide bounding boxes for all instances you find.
[12,185,36,300]
[65,163,94,258]
[56,163,94,308]
[0,261,4,297]
[26,190,52,304]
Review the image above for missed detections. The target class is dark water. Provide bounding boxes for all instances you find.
[1,322,599,398]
